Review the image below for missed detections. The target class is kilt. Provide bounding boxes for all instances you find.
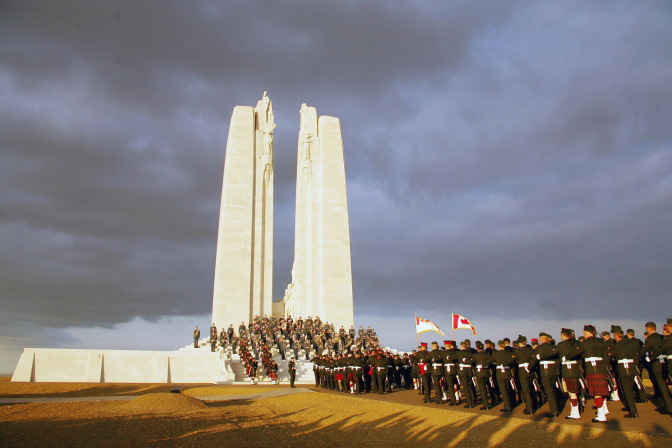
[563,377,582,394]
[335,373,344,381]
[585,373,611,397]
[347,373,355,381]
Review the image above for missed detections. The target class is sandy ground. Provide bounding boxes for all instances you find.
[1,379,670,448]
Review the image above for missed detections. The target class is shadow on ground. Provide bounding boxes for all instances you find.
[1,392,670,448]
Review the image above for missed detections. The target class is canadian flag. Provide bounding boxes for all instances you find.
[415,317,445,336]
[452,314,477,336]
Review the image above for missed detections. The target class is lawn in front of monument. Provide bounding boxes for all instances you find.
[0,379,667,448]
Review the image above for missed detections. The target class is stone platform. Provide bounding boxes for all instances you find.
[11,345,315,384]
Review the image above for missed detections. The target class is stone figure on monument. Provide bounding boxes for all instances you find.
[301,132,313,170]
[283,281,296,319]
[215,350,235,384]
[262,126,275,184]
[259,93,276,184]
[262,91,274,123]
[300,102,309,132]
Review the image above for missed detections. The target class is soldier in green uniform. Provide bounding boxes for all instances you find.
[529,332,561,417]
[193,326,200,348]
[611,326,642,418]
[473,341,496,410]
[556,328,583,419]
[642,322,672,414]
[428,342,445,404]
[351,351,364,394]
[488,340,516,412]
[401,353,412,389]
[457,340,477,408]
[386,351,396,390]
[442,340,460,406]
[409,349,420,391]
[288,356,297,388]
[417,343,431,399]
[393,354,404,389]
[576,324,613,422]
[374,350,389,394]
[663,319,672,388]
[514,335,537,414]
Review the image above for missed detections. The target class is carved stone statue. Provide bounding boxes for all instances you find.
[259,92,276,184]
[300,103,309,132]
[283,275,296,319]
[301,132,313,163]
[262,91,274,123]
[215,350,235,384]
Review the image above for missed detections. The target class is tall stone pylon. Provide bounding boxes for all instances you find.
[212,93,274,330]
[283,104,354,330]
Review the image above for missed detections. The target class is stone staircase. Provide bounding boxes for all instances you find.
[179,338,316,384]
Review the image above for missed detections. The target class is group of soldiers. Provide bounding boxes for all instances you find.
[196,315,382,360]
[237,334,281,384]
[411,320,672,422]
[193,317,672,423]
[312,349,413,394]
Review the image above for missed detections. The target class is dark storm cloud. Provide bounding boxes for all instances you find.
[1,0,671,362]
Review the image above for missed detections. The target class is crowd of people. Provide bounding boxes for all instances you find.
[412,320,672,422]
[311,319,672,422]
[193,315,383,383]
[196,315,382,358]
[194,316,672,422]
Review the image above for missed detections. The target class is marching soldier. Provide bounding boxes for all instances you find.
[611,326,642,418]
[514,335,537,414]
[557,328,583,419]
[489,340,517,413]
[664,320,672,387]
[642,321,672,414]
[417,343,431,401]
[529,332,561,417]
[393,354,404,389]
[626,328,649,403]
[428,342,445,404]
[387,351,396,389]
[473,341,496,410]
[288,356,297,388]
[401,353,412,389]
[576,324,612,422]
[350,351,364,394]
[442,340,460,406]
[375,350,389,394]
[409,349,420,391]
[457,340,477,408]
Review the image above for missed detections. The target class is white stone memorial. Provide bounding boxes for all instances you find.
[11,94,356,383]
[283,104,355,330]
[211,93,274,330]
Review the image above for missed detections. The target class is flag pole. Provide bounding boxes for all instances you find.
[415,313,419,347]
[451,311,454,340]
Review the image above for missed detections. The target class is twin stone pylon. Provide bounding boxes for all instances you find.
[212,94,354,331]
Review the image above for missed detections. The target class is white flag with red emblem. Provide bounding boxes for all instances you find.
[452,314,477,336]
[415,316,445,335]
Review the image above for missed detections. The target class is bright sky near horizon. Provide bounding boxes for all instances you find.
[1,1,671,373]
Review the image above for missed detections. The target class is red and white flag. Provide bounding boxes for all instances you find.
[452,314,477,336]
[416,317,445,336]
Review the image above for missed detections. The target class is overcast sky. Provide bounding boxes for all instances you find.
[1,1,671,373]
